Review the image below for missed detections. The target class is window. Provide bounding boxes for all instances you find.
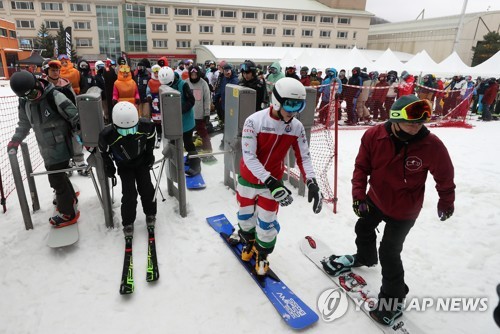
[242,41,255,46]
[301,43,312,48]
[263,13,277,20]
[283,14,297,21]
[282,42,294,47]
[0,1,3,9]
[18,37,34,48]
[176,24,190,33]
[175,8,191,16]
[152,39,167,48]
[76,38,92,47]
[263,28,275,36]
[16,20,34,28]
[320,30,331,38]
[337,31,348,39]
[152,23,167,32]
[283,28,294,37]
[221,40,234,46]
[336,44,348,49]
[302,15,315,23]
[74,21,91,30]
[45,20,62,29]
[10,30,16,38]
[318,44,330,48]
[220,10,236,18]
[0,28,6,37]
[262,42,275,47]
[199,40,213,45]
[198,9,214,17]
[199,25,213,33]
[70,3,91,12]
[176,40,191,48]
[41,2,62,11]
[302,29,313,37]
[222,26,235,34]
[320,16,333,23]
[353,31,357,40]
[243,27,255,35]
[242,11,257,19]
[337,17,351,24]
[150,7,167,15]
[11,1,33,10]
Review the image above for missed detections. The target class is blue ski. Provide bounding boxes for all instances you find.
[206,214,319,330]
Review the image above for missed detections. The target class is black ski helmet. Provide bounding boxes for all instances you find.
[10,70,38,97]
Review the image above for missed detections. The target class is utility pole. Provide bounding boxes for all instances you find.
[453,0,468,52]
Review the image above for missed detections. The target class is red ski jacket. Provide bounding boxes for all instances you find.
[352,123,455,221]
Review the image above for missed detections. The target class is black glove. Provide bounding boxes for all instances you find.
[306,178,323,214]
[438,206,454,221]
[112,99,118,106]
[7,140,21,154]
[264,176,293,207]
[104,163,116,178]
[353,199,369,218]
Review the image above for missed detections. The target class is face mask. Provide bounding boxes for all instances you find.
[393,123,416,141]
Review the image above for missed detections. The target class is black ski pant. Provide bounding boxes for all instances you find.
[354,198,415,299]
[118,163,157,227]
[47,161,77,216]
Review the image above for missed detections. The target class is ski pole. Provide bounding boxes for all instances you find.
[152,160,166,202]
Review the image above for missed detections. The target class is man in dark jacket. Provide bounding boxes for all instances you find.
[239,60,266,111]
[8,71,80,227]
[322,95,455,326]
[77,59,96,95]
[135,60,151,118]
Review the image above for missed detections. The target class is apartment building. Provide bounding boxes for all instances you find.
[1,0,372,63]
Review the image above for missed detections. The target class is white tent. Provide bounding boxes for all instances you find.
[336,47,373,75]
[403,50,440,75]
[469,50,500,78]
[371,48,404,73]
[433,51,472,78]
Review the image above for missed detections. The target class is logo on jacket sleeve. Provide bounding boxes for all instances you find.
[405,156,422,171]
[44,109,51,117]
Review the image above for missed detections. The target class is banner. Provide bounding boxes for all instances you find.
[54,39,58,57]
[64,26,72,58]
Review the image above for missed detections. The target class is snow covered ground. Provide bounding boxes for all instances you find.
[1,81,499,333]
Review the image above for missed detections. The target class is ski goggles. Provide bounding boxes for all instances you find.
[239,63,254,72]
[57,54,69,61]
[391,99,432,123]
[268,68,277,74]
[24,88,42,100]
[282,99,306,114]
[116,125,138,136]
[119,66,131,73]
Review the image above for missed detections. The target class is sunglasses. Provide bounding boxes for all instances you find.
[282,99,305,114]
[116,125,138,136]
[397,100,432,122]
[119,67,131,73]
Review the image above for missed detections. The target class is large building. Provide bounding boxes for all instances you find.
[367,11,500,66]
[1,0,373,64]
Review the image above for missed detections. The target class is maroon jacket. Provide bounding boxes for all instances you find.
[352,123,455,221]
[482,82,499,105]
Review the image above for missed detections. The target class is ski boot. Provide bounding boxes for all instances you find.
[146,215,156,228]
[50,210,80,228]
[123,224,134,238]
[76,161,90,176]
[321,254,356,276]
[185,151,201,176]
[254,243,273,276]
[155,136,161,149]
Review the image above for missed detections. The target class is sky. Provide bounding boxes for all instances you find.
[1,82,499,333]
[365,0,500,22]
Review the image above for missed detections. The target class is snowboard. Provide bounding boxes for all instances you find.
[206,214,319,330]
[184,156,206,189]
[47,185,80,248]
[300,236,425,334]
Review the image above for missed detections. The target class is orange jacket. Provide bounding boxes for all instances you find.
[113,66,139,106]
[60,60,81,95]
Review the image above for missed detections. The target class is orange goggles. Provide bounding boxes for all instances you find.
[392,99,432,123]
[119,67,131,73]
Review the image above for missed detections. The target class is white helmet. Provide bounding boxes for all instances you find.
[151,64,161,73]
[95,60,105,70]
[112,102,139,129]
[158,66,175,86]
[271,77,306,113]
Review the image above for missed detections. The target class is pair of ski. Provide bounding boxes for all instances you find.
[207,214,424,333]
[119,226,160,295]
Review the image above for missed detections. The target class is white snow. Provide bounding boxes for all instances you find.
[1,84,499,333]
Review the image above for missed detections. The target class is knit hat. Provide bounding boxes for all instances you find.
[390,95,431,123]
